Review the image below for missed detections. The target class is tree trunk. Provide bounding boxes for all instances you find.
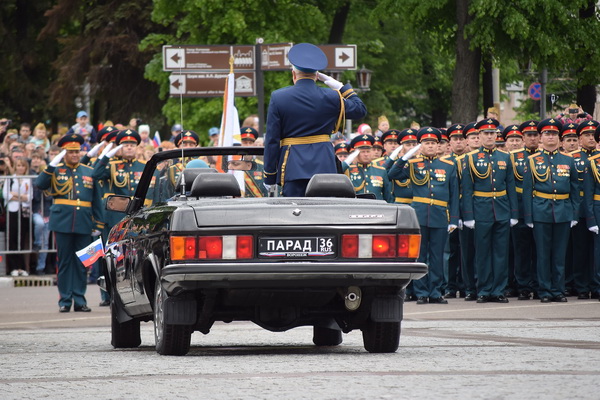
[482,57,494,117]
[328,1,351,44]
[451,0,481,124]
[576,1,596,116]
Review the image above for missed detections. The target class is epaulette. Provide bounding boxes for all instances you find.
[589,153,600,161]
[560,151,573,157]
[79,164,93,170]
[439,157,454,166]
[569,150,582,157]
[255,158,264,165]
[496,148,508,154]
[527,152,541,159]
[371,164,386,170]
[408,157,423,164]
[108,159,122,164]
[372,156,385,163]
[510,148,525,154]
[455,154,466,160]
[138,160,147,165]
[466,149,479,156]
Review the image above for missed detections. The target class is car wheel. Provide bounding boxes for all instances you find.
[110,295,141,348]
[312,326,343,346]
[154,280,191,356]
[361,321,401,353]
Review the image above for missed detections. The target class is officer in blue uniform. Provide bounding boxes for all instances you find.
[35,134,103,312]
[583,125,600,301]
[388,127,459,304]
[462,118,518,303]
[263,43,367,196]
[523,118,580,302]
[509,121,539,300]
[343,135,393,202]
[569,120,599,299]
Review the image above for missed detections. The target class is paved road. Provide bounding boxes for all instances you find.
[1,285,599,399]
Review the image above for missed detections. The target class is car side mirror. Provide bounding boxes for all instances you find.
[106,195,131,213]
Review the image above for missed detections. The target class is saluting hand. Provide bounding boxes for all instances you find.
[317,72,343,90]
[87,142,104,158]
[389,145,403,161]
[106,144,123,159]
[401,144,422,161]
[345,149,361,165]
[99,143,114,159]
[49,149,67,167]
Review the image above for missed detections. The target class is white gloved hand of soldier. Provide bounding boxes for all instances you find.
[463,220,475,229]
[526,223,534,229]
[589,225,599,234]
[99,142,114,159]
[510,218,519,227]
[263,183,271,191]
[448,224,458,233]
[570,220,578,228]
[401,144,422,161]
[389,145,404,161]
[458,219,463,230]
[49,149,67,167]
[105,144,123,159]
[87,142,104,158]
[317,72,343,91]
[91,230,102,237]
[345,149,361,165]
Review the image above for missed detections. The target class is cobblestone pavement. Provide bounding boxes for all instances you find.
[0,286,599,399]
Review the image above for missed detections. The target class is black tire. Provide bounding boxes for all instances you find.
[312,326,343,346]
[154,280,192,356]
[110,296,141,348]
[361,321,401,353]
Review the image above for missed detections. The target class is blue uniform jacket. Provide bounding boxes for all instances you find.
[583,153,600,227]
[264,79,367,185]
[509,148,537,219]
[388,155,459,228]
[461,147,518,222]
[523,149,580,224]
[571,148,598,219]
[34,163,103,235]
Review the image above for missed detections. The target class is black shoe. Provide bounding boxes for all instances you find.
[577,293,589,300]
[429,297,448,304]
[99,300,110,307]
[459,291,466,298]
[564,288,573,297]
[532,292,540,300]
[491,295,509,303]
[74,305,92,312]
[416,297,428,305]
[476,295,489,303]
[591,292,599,299]
[552,295,568,303]
[540,296,552,303]
[444,291,457,298]
[464,293,477,301]
[517,291,530,300]
[504,290,517,298]
[405,294,417,302]
[59,306,70,313]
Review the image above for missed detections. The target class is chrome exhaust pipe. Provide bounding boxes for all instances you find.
[344,286,362,311]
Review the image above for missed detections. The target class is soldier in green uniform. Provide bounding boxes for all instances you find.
[523,118,580,303]
[509,121,539,300]
[93,129,157,228]
[343,135,393,202]
[372,136,384,160]
[386,129,418,205]
[388,127,459,304]
[34,134,103,313]
[462,119,518,304]
[569,120,599,299]
[444,124,467,298]
[238,127,267,197]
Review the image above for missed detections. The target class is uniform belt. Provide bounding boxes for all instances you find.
[412,196,448,207]
[593,194,600,201]
[515,187,523,194]
[473,190,507,198]
[394,197,412,204]
[533,191,569,200]
[280,134,330,146]
[54,199,92,207]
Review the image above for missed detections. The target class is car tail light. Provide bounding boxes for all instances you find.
[341,234,420,259]
[170,235,254,260]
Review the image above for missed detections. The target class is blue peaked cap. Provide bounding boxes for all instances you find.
[288,43,328,73]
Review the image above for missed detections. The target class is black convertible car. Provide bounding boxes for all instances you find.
[100,147,427,355]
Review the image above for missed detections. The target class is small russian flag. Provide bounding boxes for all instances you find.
[76,238,105,268]
[153,131,161,148]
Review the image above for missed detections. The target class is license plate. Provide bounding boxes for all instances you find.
[258,236,335,258]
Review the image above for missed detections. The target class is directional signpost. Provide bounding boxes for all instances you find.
[169,72,256,97]
[163,45,255,71]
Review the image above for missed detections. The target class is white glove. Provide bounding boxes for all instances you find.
[99,142,114,158]
[448,224,458,233]
[317,72,343,90]
[401,144,422,161]
[570,220,578,228]
[526,223,534,229]
[263,183,271,191]
[49,149,67,167]
[345,149,361,165]
[463,220,475,229]
[389,145,404,161]
[458,219,463,230]
[589,225,599,234]
[91,230,102,237]
[87,142,104,157]
[105,144,123,159]
[510,219,518,227]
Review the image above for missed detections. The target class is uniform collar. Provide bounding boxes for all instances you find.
[357,162,370,168]
[582,147,596,155]
[422,154,438,161]
[65,162,79,169]
[480,146,496,153]
[542,148,559,156]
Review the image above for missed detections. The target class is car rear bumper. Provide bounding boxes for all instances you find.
[161,261,428,292]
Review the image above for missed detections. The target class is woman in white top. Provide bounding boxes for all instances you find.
[3,157,32,276]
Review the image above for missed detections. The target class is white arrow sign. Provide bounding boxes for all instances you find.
[165,48,185,69]
[169,74,186,95]
[334,47,355,68]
